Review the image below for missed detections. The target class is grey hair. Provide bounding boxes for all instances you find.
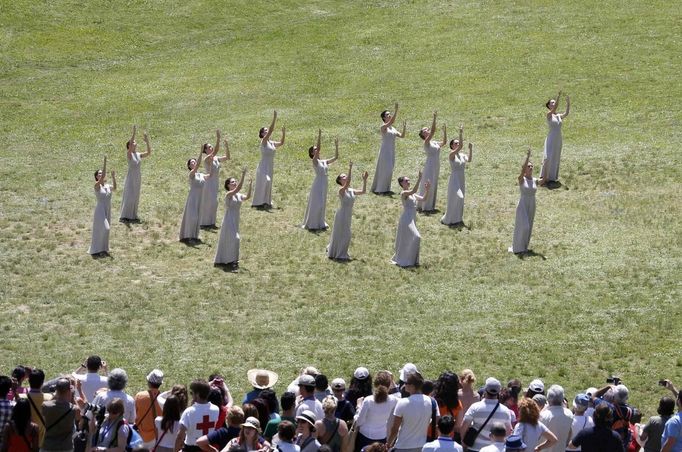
[547,384,565,406]
[108,368,128,391]
[613,384,629,403]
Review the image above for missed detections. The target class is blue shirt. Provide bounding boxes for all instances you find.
[662,413,682,452]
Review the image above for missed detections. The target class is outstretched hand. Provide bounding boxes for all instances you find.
[362,171,369,180]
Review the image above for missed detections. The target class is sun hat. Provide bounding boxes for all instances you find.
[399,363,418,381]
[247,369,279,390]
[331,378,346,390]
[241,416,261,432]
[296,410,317,427]
[505,434,527,450]
[485,377,502,395]
[528,379,545,394]
[354,367,370,380]
[146,369,164,385]
[298,374,316,388]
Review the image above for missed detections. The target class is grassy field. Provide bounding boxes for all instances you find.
[1,0,680,416]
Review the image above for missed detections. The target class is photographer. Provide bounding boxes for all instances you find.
[90,398,130,452]
[41,378,81,452]
[72,356,108,403]
[592,378,637,449]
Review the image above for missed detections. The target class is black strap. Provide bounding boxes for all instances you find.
[475,402,500,435]
[26,394,46,427]
[429,398,438,441]
[46,406,73,432]
[136,391,160,429]
[321,418,340,444]
[151,428,168,452]
[300,436,316,450]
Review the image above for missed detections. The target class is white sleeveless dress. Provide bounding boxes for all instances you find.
[179,172,206,241]
[441,153,468,225]
[119,152,141,221]
[302,160,329,230]
[371,127,399,193]
[392,194,421,267]
[327,189,356,260]
[252,140,276,207]
[215,193,246,264]
[417,140,441,211]
[543,114,563,181]
[510,177,537,253]
[89,184,112,254]
[200,158,221,226]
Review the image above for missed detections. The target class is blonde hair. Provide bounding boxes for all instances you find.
[460,369,476,384]
[322,395,337,415]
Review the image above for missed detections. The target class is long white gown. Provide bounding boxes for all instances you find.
[179,172,206,241]
[89,184,112,254]
[371,127,399,193]
[200,158,221,226]
[510,177,537,253]
[302,159,329,230]
[417,140,441,211]
[392,194,421,267]
[543,114,563,181]
[327,189,356,260]
[214,193,246,264]
[119,152,141,221]
[441,153,468,225]
[252,140,276,207]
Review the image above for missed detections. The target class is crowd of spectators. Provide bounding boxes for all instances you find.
[1,358,681,452]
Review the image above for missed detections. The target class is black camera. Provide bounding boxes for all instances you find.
[84,403,106,423]
[606,376,622,385]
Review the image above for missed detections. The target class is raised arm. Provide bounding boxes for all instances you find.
[340,161,352,196]
[190,147,202,178]
[312,129,322,165]
[243,178,253,202]
[211,129,221,158]
[356,170,369,195]
[326,137,339,164]
[467,142,473,163]
[96,156,107,188]
[518,148,531,184]
[414,180,430,200]
[405,170,422,197]
[140,132,152,158]
[397,120,407,138]
[561,95,570,118]
[381,102,399,132]
[274,126,285,148]
[218,138,230,162]
[262,110,277,142]
[425,112,437,142]
[440,123,448,148]
[110,170,117,191]
[228,167,247,197]
[459,123,464,146]
[128,125,136,157]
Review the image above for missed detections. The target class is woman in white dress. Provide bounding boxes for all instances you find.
[119,125,152,222]
[392,170,430,267]
[417,112,446,212]
[540,91,570,185]
[302,130,338,231]
[371,103,406,194]
[327,161,368,260]
[509,148,539,254]
[441,125,473,226]
[252,111,285,209]
[179,147,213,243]
[89,156,117,256]
[215,168,252,267]
[200,130,230,228]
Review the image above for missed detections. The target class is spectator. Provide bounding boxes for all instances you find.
[584,388,598,418]
[330,379,355,425]
[91,398,131,451]
[8,366,30,400]
[566,394,594,452]
[1,398,39,451]
[626,409,642,452]
[593,383,635,448]
[287,367,321,396]
[41,378,79,452]
[295,410,320,452]
[457,370,479,415]
[264,392,296,442]
[532,394,547,411]
[0,376,12,450]
[198,405,245,451]
[24,368,50,447]
[208,374,234,411]
[397,364,418,399]
[512,397,557,451]
[277,420,300,452]
[568,402,624,452]
[153,394,183,452]
[387,371,435,452]
[251,398,272,434]
[315,375,332,403]
[431,371,463,440]
[421,415,462,452]
[296,375,324,421]
[526,379,545,399]
[315,396,348,452]
[661,392,682,452]
[92,368,136,423]
[506,380,522,422]
[260,389,281,419]
[224,416,268,451]
[540,385,573,452]
[244,369,278,405]
[460,378,512,452]
[639,396,675,452]
[355,371,399,451]
[134,368,164,448]
[478,422,507,452]
[504,434,527,452]
[208,388,228,430]
[175,379,220,451]
[347,368,373,409]
[71,355,108,402]
[498,389,517,426]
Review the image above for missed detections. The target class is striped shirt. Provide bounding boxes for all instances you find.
[463,399,512,451]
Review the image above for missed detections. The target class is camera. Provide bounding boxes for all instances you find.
[606,376,622,385]
[659,379,667,387]
[84,403,106,423]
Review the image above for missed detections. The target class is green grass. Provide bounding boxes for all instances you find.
[1,0,680,416]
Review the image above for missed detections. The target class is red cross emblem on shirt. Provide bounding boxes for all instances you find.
[196,414,213,435]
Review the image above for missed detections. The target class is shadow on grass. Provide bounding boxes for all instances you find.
[200,225,219,232]
[179,238,204,248]
[543,181,566,190]
[419,209,441,216]
[214,262,239,272]
[91,252,113,260]
[119,218,141,230]
[303,227,328,235]
[251,204,276,213]
[373,191,396,197]
[517,249,547,260]
[443,221,469,230]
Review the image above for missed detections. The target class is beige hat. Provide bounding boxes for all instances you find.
[241,416,261,432]
[247,369,278,390]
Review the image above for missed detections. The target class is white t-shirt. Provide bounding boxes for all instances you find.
[513,421,550,451]
[478,441,505,452]
[296,397,324,421]
[179,402,220,446]
[154,416,180,449]
[566,414,594,451]
[393,394,436,449]
[540,406,574,452]
[355,395,399,440]
[422,437,464,452]
[463,399,512,451]
[73,372,108,402]
[92,390,136,424]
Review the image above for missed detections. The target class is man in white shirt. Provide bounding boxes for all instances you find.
[540,385,574,452]
[422,415,463,452]
[91,368,135,423]
[296,375,324,421]
[72,355,108,402]
[460,378,513,452]
[388,371,436,452]
[175,379,219,451]
[479,423,507,452]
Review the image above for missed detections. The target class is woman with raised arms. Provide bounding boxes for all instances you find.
[417,112,446,212]
[441,125,474,226]
[371,103,406,194]
[540,91,570,185]
[327,161,368,260]
[302,130,338,231]
[392,170,430,267]
[252,111,285,209]
[119,125,152,222]
[509,148,539,254]
[89,156,116,256]
[215,168,252,268]
[179,146,213,243]
[200,130,230,228]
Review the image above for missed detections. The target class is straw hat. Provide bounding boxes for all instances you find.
[247,369,278,389]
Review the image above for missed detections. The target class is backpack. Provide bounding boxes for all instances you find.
[611,404,633,446]
[110,419,143,452]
